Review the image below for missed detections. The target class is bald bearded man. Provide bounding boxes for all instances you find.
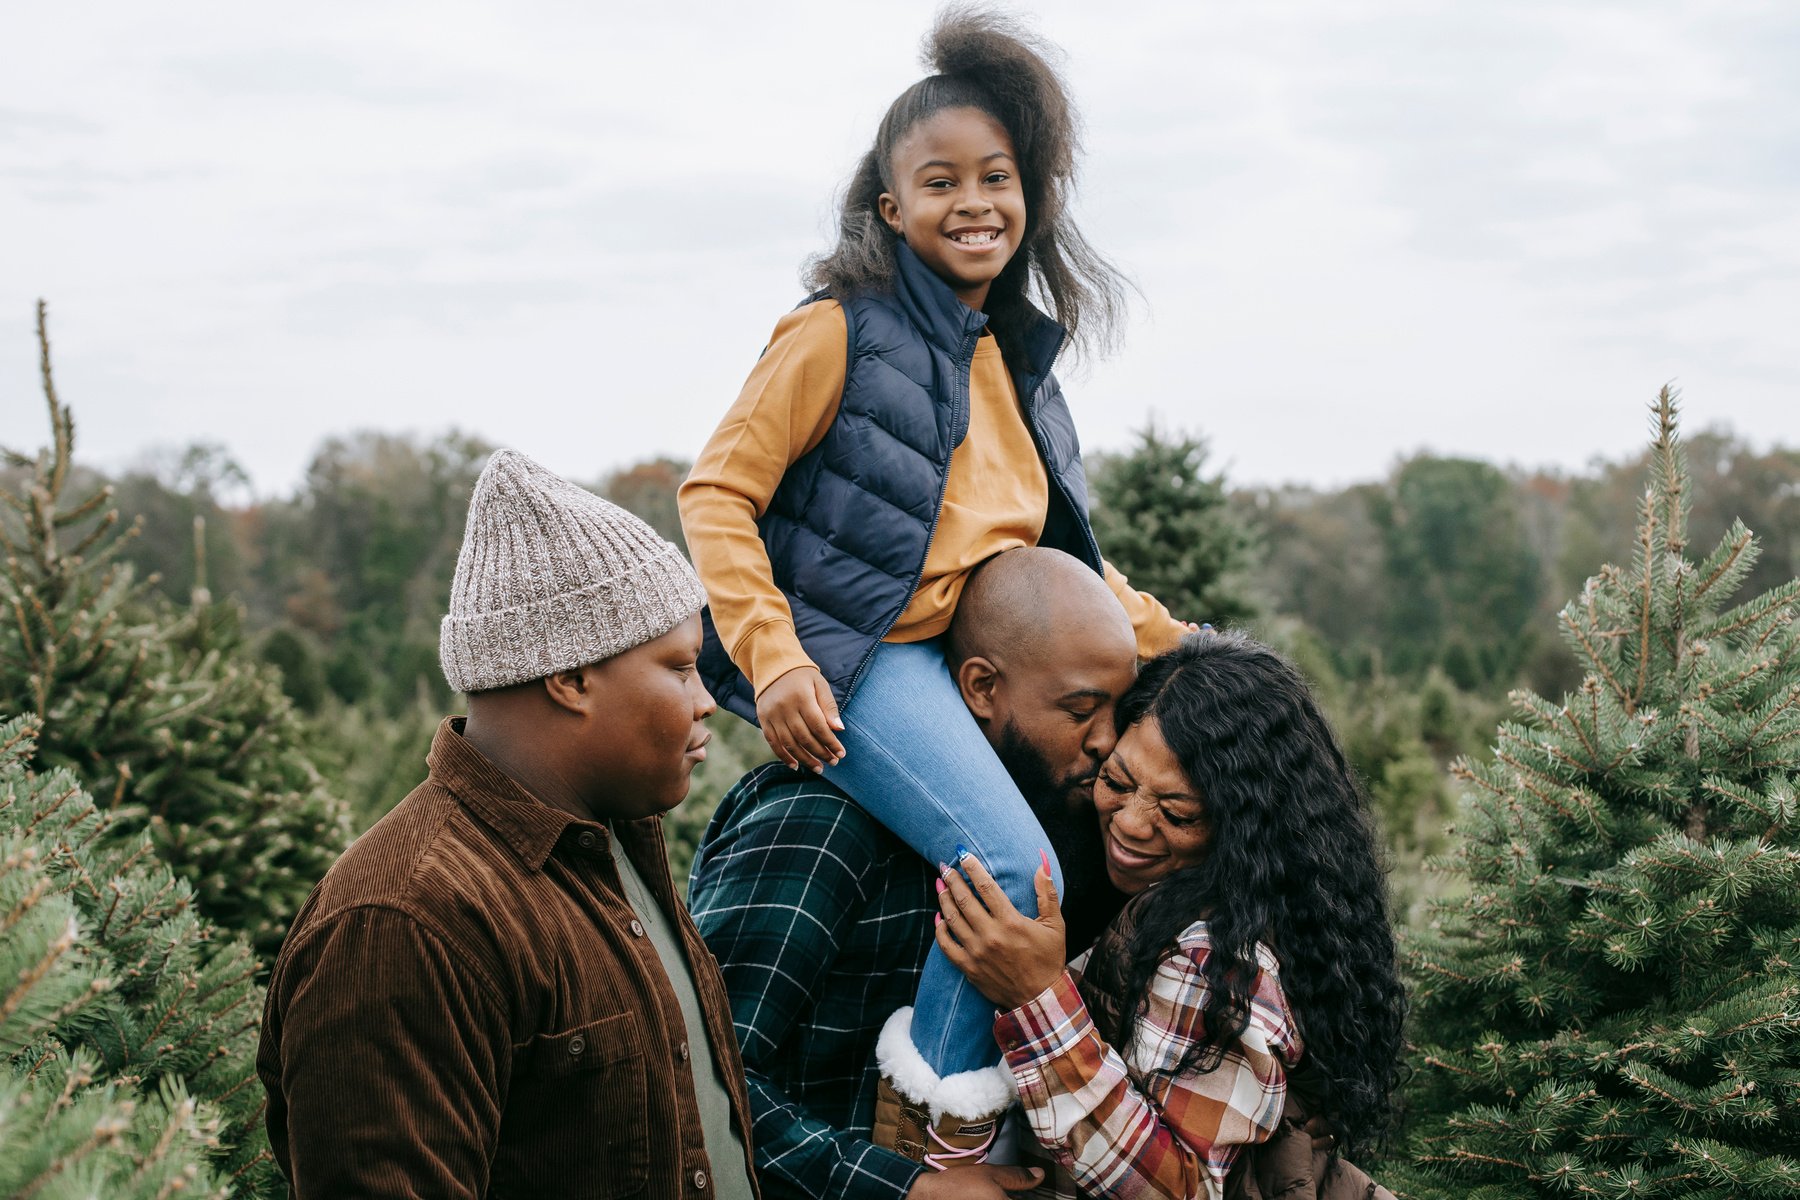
[688,548,1138,1200]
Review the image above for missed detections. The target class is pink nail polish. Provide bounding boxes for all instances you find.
[1039,849,1051,873]
[935,877,947,894]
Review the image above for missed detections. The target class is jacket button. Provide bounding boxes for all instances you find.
[630,919,645,938]
[678,1041,690,1062]
[693,1169,709,1190]
[577,831,597,850]
[568,1036,586,1056]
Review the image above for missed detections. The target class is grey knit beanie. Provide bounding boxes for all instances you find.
[439,449,707,693]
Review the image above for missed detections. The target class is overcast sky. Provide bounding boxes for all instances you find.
[3,1,1796,498]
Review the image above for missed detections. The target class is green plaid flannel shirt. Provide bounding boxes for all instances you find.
[689,763,934,1200]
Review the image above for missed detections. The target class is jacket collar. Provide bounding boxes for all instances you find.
[890,241,1066,380]
[1012,300,1067,387]
[426,717,598,871]
[891,240,988,355]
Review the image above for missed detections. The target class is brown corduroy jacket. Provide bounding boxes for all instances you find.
[257,718,759,1199]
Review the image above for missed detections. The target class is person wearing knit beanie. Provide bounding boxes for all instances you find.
[261,450,759,1199]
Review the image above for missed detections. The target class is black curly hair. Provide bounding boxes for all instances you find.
[803,4,1129,357]
[1088,633,1407,1157]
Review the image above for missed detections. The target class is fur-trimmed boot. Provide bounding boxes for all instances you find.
[870,1007,1016,1170]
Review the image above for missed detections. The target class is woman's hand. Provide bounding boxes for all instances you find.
[935,852,1067,1011]
[755,666,845,770]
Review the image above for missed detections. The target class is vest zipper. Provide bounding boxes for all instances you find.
[841,323,983,704]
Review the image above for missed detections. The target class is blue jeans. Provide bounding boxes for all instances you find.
[823,639,1063,1077]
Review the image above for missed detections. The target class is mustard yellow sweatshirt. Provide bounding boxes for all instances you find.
[679,300,1187,698]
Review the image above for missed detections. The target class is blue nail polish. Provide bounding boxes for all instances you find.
[955,844,970,862]
[1201,623,1214,631]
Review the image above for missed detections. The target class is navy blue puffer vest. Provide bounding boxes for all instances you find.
[699,242,1104,725]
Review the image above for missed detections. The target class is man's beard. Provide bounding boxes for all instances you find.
[994,722,1128,954]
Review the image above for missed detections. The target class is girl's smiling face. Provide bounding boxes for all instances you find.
[878,106,1027,311]
[1093,717,1212,894]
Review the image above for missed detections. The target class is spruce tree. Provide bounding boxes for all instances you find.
[0,713,278,1196]
[1090,423,1258,627]
[1,303,351,956]
[1398,389,1800,1198]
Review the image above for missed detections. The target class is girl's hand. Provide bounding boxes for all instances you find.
[935,852,1067,1011]
[756,666,846,771]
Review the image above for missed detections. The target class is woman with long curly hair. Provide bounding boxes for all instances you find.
[935,633,1406,1198]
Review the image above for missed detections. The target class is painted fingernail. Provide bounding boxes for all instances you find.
[1201,623,1214,631]
[935,913,943,927]
[935,877,947,894]
[938,862,951,876]
[955,844,970,862]
[1039,849,1051,873]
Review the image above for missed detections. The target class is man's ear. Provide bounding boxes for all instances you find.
[956,655,1001,721]
[541,667,592,716]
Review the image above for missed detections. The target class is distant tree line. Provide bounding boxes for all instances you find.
[1235,432,1800,697]
[100,423,1799,721]
[45,417,1792,910]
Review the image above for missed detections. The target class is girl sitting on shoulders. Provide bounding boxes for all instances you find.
[679,6,1193,1164]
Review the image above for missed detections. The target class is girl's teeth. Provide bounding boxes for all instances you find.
[954,231,996,244]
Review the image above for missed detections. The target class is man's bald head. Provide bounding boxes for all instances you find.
[949,547,1135,675]
[946,548,1141,938]
[947,547,1139,820]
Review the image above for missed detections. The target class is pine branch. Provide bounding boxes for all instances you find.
[1748,600,1800,653]
[1744,686,1800,752]
[1652,386,1688,559]
[1564,606,1636,713]
[1690,525,1755,606]
[1417,1148,1534,1173]
[134,1093,197,1182]
[0,716,43,759]
[0,914,80,1033]
[53,483,114,531]
[15,1119,130,1200]
[1632,488,1658,715]
[1,868,51,936]
[1699,656,1780,706]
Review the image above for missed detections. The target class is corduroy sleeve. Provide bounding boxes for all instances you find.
[679,301,849,698]
[1102,559,1191,659]
[265,905,510,1199]
[690,789,926,1200]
